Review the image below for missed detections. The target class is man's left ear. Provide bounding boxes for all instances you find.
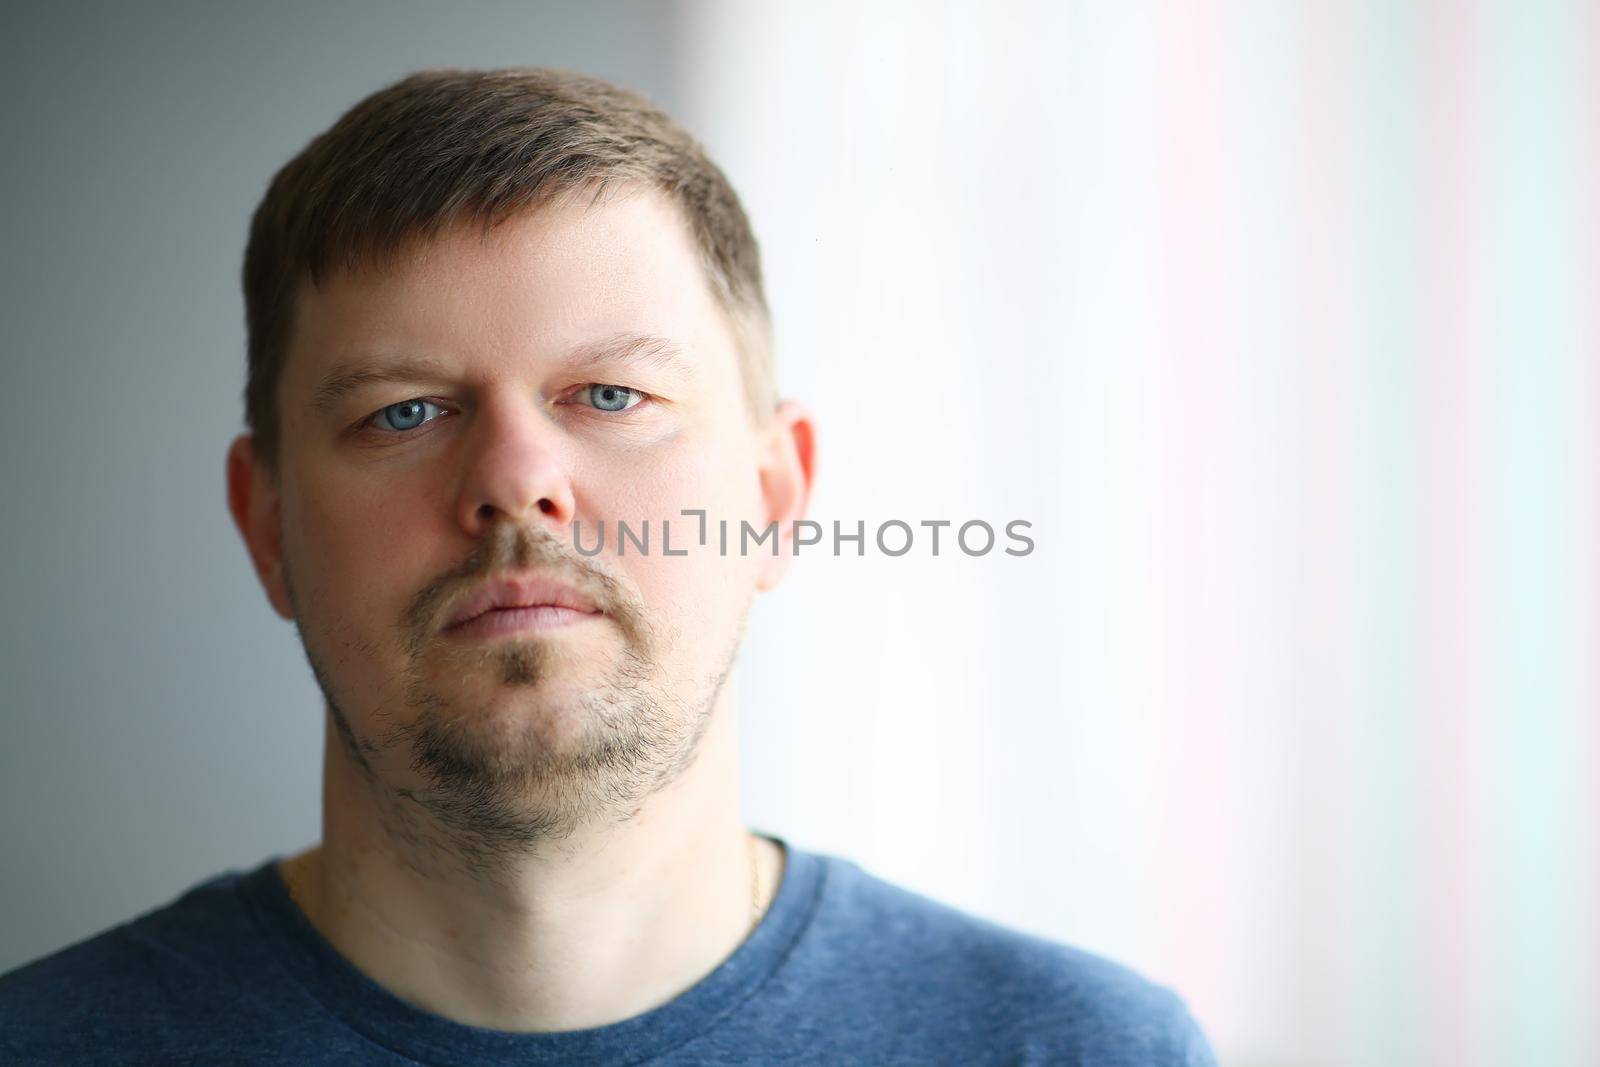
[754,399,816,592]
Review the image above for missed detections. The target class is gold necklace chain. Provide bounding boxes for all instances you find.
[747,830,764,937]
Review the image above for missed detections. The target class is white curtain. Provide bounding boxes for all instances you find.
[679,3,1600,1065]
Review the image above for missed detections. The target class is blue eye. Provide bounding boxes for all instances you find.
[371,398,444,432]
[583,384,642,412]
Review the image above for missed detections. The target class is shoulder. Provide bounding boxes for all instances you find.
[0,867,269,1064]
[801,852,1217,1065]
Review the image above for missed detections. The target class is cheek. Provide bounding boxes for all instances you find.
[577,426,758,524]
[587,447,762,639]
[296,479,418,570]
[281,472,440,640]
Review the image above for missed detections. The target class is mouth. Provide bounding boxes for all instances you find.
[445,603,601,641]
[441,575,604,640]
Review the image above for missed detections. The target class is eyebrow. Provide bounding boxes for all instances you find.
[562,333,693,377]
[309,355,455,413]
[308,333,693,413]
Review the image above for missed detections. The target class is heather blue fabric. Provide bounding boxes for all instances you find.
[0,837,1217,1065]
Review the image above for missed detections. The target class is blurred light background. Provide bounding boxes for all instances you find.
[2,3,1594,1065]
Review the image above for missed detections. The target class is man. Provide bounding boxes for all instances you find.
[0,68,1216,1065]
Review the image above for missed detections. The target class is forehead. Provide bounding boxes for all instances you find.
[282,186,735,391]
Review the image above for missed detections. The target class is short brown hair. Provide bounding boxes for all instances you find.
[241,67,773,477]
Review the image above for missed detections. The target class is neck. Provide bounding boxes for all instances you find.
[279,685,783,1032]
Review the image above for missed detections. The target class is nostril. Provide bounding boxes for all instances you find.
[477,503,497,520]
[537,498,556,516]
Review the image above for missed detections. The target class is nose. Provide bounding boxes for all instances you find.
[454,392,575,538]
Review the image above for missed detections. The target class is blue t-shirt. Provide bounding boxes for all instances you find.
[0,837,1217,1065]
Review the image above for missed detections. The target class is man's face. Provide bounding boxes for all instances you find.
[236,187,801,855]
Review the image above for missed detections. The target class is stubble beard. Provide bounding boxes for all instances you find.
[281,519,748,885]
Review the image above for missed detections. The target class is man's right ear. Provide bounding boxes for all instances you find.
[226,434,294,621]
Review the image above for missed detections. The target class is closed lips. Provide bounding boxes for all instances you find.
[443,577,601,631]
